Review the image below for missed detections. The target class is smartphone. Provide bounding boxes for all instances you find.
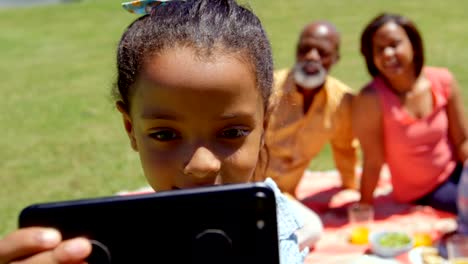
[19,182,279,264]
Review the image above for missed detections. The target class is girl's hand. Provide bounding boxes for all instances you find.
[0,227,92,264]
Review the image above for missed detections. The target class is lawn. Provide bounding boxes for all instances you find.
[1,0,467,236]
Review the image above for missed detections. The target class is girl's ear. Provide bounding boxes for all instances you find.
[116,101,138,151]
[260,133,265,149]
[262,104,273,147]
[261,115,270,148]
[251,109,271,182]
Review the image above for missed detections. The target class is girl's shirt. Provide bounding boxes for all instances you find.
[370,66,457,202]
[264,178,309,263]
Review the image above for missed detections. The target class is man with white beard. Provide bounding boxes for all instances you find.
[265,21,358,196]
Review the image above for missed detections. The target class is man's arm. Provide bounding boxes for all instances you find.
[330,93,358,189]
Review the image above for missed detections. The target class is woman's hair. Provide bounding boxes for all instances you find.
[113,0,273,113]
[360,13,424,77]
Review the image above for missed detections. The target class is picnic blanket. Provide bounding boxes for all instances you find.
[118,168,457,263]
[296,168,457,264]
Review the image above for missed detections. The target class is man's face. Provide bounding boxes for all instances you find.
[296,24,339,72]
[294,24,339,90]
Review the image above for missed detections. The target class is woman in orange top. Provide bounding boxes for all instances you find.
[353,13,468,213]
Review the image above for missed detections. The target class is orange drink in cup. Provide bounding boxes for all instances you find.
[348,203,374,245]
[350,226,370,245]
[413,232,433,247]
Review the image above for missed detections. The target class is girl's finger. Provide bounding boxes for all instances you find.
[0,227,61,263]
[53,237,92,263]
[7,238,91,264]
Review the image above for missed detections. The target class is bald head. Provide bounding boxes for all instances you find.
[300,21,340,49]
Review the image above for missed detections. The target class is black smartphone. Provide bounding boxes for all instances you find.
[19,182,279,264]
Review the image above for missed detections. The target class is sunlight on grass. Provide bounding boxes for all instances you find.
[1,0,467,236]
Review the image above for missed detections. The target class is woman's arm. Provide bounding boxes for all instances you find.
[447,78,468,162]
[352,87,385,205]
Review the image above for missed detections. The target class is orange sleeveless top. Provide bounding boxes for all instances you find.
[371,67,457,202]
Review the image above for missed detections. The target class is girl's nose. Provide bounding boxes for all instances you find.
[183,146,221,182]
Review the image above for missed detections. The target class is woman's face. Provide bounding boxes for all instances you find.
[372,22,415,80]
[119,46,265,191]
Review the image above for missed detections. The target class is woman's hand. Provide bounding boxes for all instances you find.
[0,227,92,264]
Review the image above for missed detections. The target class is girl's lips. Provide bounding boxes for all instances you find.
[172,182,217,190]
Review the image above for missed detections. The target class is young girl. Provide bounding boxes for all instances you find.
[0,0,311,263]
[354,13,468,213]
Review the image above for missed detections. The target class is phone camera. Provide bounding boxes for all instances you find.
[86,240,112,264]
[256,219,265,230]
[192,229,234,264]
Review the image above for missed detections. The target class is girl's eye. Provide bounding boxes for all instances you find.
[219,128,250,139]
[149,129,181,141]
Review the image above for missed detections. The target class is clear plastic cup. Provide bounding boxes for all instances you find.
[348,203,374,225]
[447,234,468,264]
[348,203,374,244]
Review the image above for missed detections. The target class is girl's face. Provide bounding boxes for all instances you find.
[372,22,415,79]
[119,47,265,191]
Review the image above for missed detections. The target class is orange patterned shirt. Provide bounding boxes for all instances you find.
[265,69,358,193]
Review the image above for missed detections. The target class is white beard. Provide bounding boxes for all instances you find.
[293,62,327,90]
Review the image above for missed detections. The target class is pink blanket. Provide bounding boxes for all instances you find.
[296,169,456,263]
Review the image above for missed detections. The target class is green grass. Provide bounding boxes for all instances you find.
[1,0,467,236]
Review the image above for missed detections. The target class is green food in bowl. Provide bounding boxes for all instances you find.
[378,232,411,248]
